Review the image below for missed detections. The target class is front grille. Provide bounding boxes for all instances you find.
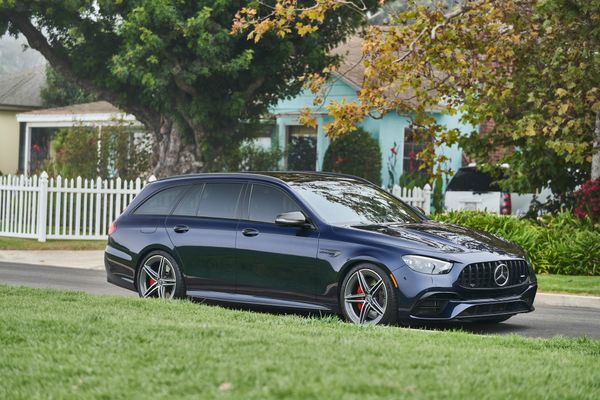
[457,260,529,289]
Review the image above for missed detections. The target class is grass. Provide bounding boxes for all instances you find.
[1,286,599,399]
[0,236,105,250]
[537,274,600,296]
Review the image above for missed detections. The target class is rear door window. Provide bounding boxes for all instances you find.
[134,186,188,215]
[196,182,244,220]
[172,185,204,216]
[247,184,300,224]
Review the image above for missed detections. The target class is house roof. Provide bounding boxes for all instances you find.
[0,65,46,109]
[16,100,140,127]
[18,100,120,116]
[331,34,442,112]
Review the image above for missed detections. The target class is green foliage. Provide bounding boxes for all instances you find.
[398,170,429,189]
[432,176,444,213]
[224,141,282,172]
[433,211,600,276]
[51,127,98,179]
[322,128,382,185]
[0,1,375,173]
[49,125,152,180]
[40,65,96,108]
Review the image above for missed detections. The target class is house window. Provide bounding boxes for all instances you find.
[402,126,431,177]
[286,125,317,171]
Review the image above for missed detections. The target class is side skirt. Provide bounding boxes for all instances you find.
[186,290,333,312]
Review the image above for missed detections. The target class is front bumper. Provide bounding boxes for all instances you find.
[401,283,537,321]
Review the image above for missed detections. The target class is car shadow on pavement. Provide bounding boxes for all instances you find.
[189,297,530,335]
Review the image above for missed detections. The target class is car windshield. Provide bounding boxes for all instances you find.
[289,178,423,225]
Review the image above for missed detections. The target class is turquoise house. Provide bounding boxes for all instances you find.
[268,36,472,188]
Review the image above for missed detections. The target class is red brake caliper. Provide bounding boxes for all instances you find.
[356,285,364,312]
[149,277,156,286]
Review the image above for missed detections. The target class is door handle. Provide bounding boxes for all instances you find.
[173,224,190,233]
[242,228,259,237]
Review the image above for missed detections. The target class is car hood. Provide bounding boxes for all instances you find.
[347,220,525,258]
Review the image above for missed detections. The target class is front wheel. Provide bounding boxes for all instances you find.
[137,251,186,299]
[340,264,398,325]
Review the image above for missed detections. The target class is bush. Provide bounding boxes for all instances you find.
[50,125,152,180]
[574,177,600,223]
[237,142,282,171]
[322,128,382,185]
[433,211,600,275]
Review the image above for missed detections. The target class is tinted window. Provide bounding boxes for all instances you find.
[290,179,422,225]
[248,184,300,223]
[446,167,501,192]
[172,185,204,216]
[134,186,188,215]
[196,183,243,219]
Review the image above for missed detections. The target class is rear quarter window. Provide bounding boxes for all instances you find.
[133,186,188,215]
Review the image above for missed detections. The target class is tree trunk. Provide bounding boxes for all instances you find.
[592,111,600,180]
[152,117,204,177]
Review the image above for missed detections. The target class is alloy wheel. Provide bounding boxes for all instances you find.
[138,255,177,299]
[343,268,388,324]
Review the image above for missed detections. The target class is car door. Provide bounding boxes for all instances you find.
[235,183,320,305]
[166,181,245,294]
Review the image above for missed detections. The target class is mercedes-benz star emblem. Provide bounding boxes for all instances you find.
[494,263,510,287]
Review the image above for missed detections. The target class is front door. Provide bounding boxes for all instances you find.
[286,125,317,171]
[236,183,320,305]
[166,182,245,293]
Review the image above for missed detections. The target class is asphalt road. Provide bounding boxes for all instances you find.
[1,262,598,340]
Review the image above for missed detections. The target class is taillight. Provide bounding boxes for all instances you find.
[500,193,512,215]
[108,221,117,236]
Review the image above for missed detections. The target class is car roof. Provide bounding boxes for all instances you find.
[152,171,372,186]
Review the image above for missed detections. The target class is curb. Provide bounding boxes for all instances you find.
[536,292,600,310]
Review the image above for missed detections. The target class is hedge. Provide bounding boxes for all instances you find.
[432,211,600,276]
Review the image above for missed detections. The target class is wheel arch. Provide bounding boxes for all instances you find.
[337,257,396,298]
[133,244,182,289]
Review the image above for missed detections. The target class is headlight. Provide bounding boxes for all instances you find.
[402,255,453,275]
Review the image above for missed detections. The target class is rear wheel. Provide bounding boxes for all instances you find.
[340,263,398,325]
[137,251,186,299]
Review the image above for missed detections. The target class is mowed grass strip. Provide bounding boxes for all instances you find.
[0,286,598,400]
[537,274,600,296]
[0,237,106,251]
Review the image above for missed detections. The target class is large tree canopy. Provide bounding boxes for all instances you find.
[0,0,376,176]
[236,0,600,205]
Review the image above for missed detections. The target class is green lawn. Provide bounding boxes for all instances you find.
[537,274,600,296]
[0,236,106,250]
[1,286,598,399]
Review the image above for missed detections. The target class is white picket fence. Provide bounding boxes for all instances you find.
[0,172,154,242]
[391,184,432,213]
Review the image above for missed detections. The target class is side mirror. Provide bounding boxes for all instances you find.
[275,211,308,227]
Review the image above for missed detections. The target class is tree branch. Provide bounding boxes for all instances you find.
[6,12,161,133]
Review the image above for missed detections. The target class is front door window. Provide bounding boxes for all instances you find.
[286,125,317,171]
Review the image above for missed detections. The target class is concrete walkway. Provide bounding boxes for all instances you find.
[0,250,105,270]
[0,250,598,309]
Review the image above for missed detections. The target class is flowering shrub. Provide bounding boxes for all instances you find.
[322,128,382,185]
[574,178,600,224]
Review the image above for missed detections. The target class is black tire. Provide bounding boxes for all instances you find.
[136,250,186,299]
[339,263,398,325]
[472,315,512,324]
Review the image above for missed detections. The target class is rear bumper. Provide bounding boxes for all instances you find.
[104,246,136,292]
[401,283,537,321]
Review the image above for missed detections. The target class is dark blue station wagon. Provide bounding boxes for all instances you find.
[105,172,537,325]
